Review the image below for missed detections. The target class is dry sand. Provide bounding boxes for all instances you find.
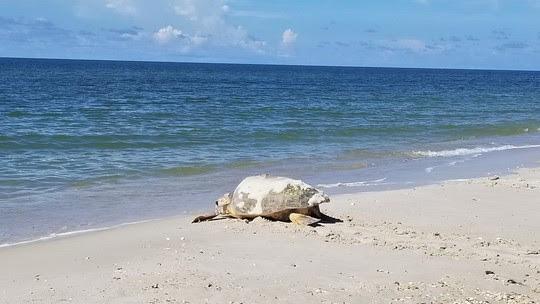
[1,168,540,303]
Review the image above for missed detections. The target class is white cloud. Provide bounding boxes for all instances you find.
[375,38,449,54]
[105,26,145,41]
[281,28,297,47]
[174,0,198,20]
[167,0,266,52]
[101,0,267,54]
[173,0,229,22]
[105,0,137,15]
[153,25,185,44]
[189,34,208,46]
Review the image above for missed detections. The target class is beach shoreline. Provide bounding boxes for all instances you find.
[3,138,540,247]
[2,166,539,303]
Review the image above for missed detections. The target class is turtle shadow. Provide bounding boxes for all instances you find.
[202,217,229,222]
[317,213,343,224]
[193,213,343,225]
[257,212,343,227]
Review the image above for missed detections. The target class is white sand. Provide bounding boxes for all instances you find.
[1,168,539,303]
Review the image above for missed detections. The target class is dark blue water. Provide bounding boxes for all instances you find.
[1,58,540,244]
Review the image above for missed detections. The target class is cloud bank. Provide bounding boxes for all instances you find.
[281,28,298,47]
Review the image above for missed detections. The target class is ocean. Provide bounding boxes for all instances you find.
[1,57,540,245]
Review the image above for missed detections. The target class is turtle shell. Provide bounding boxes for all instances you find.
[229,175,329,217]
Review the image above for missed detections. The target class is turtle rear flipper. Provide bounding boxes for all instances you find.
[192,214,218,223]
[289,213,320,226]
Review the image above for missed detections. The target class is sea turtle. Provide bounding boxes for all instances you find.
[192,174,333,226]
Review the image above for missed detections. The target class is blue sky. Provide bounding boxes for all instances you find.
[1,0,539,69]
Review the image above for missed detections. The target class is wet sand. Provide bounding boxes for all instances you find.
[1,167,539,303]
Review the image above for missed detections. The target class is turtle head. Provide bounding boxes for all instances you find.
[215,192,232,215]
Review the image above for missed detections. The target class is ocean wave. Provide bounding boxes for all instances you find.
[414,144,540,158]
[424,154,481,173]
[317,178,387,188]
[158,165,217,176]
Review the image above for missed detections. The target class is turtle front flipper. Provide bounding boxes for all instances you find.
[289,213,320,226]
[192,214,219,223]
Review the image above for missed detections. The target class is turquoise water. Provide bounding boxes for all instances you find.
[1,58,540,244]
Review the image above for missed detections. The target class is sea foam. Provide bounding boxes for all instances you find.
[414,144,540,158]
[0,219,155,248]
[317,178,387,188]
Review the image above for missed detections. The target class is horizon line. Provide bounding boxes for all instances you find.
[1,56,539,73]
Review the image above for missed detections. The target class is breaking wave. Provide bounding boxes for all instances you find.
[317,178,387,189]
[414,144,540,158]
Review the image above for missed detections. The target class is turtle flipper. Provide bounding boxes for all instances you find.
[310,205,343,223]
[289,213,320,226]
[192,214,218,223]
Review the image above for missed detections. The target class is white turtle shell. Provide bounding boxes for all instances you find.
[229,174,329,216]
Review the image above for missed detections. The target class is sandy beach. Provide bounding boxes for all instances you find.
[1,167,539,304]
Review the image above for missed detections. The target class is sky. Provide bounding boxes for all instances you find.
[1,0,540,70]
